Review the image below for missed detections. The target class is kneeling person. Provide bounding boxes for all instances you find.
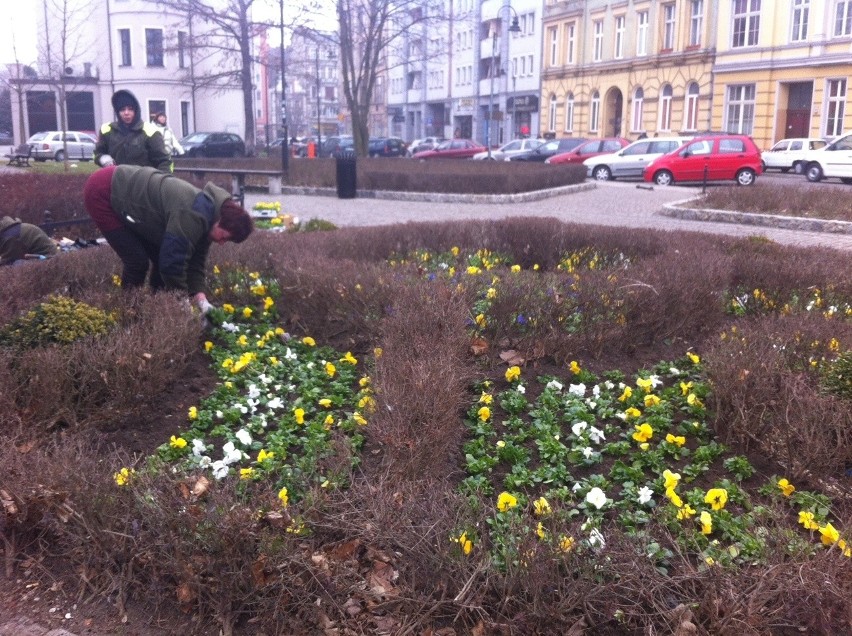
[0,216,58,265]
[83,165,253,310]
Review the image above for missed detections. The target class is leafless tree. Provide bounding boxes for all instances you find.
[37,0,97,170]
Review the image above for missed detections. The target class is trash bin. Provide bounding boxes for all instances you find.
[336,151,357,199]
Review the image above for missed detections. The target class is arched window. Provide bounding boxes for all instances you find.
[590,91,600,133]
[684,82,699,131]
[659,84,673,131]
[564,92,575,132]
[631,87,645,132]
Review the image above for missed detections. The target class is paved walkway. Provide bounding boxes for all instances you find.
[245,181,852,251]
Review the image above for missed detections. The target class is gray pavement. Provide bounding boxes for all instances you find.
[245,181,852,251]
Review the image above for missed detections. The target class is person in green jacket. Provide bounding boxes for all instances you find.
[94,90,171,171]
[82,165,253,312]
[0,216,58,265]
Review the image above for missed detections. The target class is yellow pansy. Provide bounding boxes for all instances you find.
[325,362,337,377]
[677,504,696,520]
[704,488,728,511]
[644,394,661,407]
[222,303,234,313]
[478,406,491,422]
[680,381,693,396]
[798,511,819,531]
[239,468,255,480]
[533,496,551,517]
[777,478,795,497]
[475,313,486,327]
[687,352,700,364]
[486,287,497,299]
[618,387,633,402]
[170,435,187,449]
[505,366,521,382]
[113,467,134,486]
[242,307,252,318]
[278,487,289,506]
[318,398,332,408]
[632,422,654,443]
[624,406,642,419]
[700,511,713,534]
[324,414,335,427]
[456,532,473,555]
[569,360,581,375]
[479,393,493,404]
[294,408,305,424]
[341,351,358,365]
[204,341,213,352]
[451,246,459,256]
[510,264,521,273]
[663,469,681,490]
[257,449,274,463]
[359,376,371,387]
[666,433,686,447]
[536,522,547,540]
[559,536,575,552]
[302,336,316,346]
[665,488,683,508]
[636,377,653,393]
[819,523,840,546]
[497,491,518,512]
[263,297,274,311]
[353,412,368,426]
[188,406,198,420]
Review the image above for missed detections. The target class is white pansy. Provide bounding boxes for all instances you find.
[221,321,239,333]
[516,384,526,394]
[545,380,563,391]
[615,411,628,421]
[649,375,662,388]
[235,429,252,446]
[589,426,605,444]
[572,482,583,492]
[585,487,607,509]
[571,421,588,436]
[588,528,606,548]
[222,442,243,464]
[258,373,272,385]
[197,455,211,468]
[592,385,601,397]
[568,383,586,397]
[585,399,597,410]
[238,404,248,414]
[668,367,681,376]
[247,384,261,399]
[603,380,615,390]
[266,397,284,410]
[192,438,207,456]
[306,361,315,370]
[284,348,297,361]
[215,410,223,419]
[637,486,654,505]
[582,447,594,459]
[211,460,229,480]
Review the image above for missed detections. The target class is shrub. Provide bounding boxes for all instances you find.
[822,350,852,400]
[0,295,115,348]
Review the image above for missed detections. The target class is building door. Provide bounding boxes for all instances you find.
[66,92,95,132]
[784,82,812,138]
[605,88,623,137]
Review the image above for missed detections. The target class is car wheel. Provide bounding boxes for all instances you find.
[780,167,790,173]
[653,170,674,186]
[760,160,766,172]
[592,165,612,181]
[805,163,823,183]
[736,168,756,186]
[54,150,65,162]
[793,161,803,174]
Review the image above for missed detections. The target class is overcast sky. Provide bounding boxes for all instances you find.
[1,4,39,65]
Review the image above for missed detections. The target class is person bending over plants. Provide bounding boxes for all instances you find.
[83,165,253,313]
[0,216,59,265]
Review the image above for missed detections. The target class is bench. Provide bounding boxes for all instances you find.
[5,143,32,167]
[172,167,283,206]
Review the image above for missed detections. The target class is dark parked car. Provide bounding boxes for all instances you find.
[643,134,762,186]
[509,137,587,162]
[412,138,486,160]
[545,137,631,165]
[318,136,355,158]
[179,132,245,158]
[368,137,407,157]
[0,130,13,145]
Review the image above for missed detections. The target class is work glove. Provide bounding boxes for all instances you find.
[99,154,115,167]
[197,299,214,315]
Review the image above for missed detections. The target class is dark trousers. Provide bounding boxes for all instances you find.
[83,166,163,290]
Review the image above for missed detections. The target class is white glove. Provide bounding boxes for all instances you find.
[99,154,115,167]
[198,299,214,315]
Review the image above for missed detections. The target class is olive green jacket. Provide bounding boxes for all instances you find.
[0,216,58,265]
[109,166,232,294]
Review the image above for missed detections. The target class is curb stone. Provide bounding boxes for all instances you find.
[0,618,79,636]
[661,195,852,235]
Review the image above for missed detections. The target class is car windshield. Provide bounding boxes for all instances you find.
[28,132,49,142]
[182,133,210,143]
[436,141,453,150]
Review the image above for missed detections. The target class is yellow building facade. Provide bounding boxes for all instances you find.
[713,0,852,149]
[541,0,717,140]
[541,0,852,150]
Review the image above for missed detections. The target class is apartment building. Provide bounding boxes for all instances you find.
[10,0,248,146]
[713,0,852,148]
[541,0,717,140]
[286,29,342,139]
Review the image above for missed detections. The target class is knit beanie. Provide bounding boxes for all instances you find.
[113,92,135,111]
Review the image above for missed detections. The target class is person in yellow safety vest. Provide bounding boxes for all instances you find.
[94,90,171,171]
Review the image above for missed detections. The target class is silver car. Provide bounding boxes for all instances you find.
[472,138,543,161]
[27,130,97,162]
[584,137,691,181]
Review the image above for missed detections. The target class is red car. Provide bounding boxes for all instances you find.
[643,134,762,186]
[412,138,486,160]
[545,137,630,165]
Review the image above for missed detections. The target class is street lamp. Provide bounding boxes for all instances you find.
[486,5,521,159]
[279,0,289,172]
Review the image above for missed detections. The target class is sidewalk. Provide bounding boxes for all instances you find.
[244,181,852,252]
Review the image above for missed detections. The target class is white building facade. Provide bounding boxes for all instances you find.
[10,0,248,145]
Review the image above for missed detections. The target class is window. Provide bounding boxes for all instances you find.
[145,28,164,66]
[684,140,712,155]
[690,0,704,46]
[685,82,700,130]
[614,15,625,58]
[590,91,600,133]
[549,98,558,132]
[119,28,131,66]
[565,22,576,64]
[564,92,575,132]
[593,20,604,61]
[527,54,533,76]
[659,85,673,131]
[180,101,190,137]
[732,0,761,48]
[636,11,648,56]
[720,138,746,152]
[663,4,676,50]
[549,26,558,66]
[148,100,165,119]
[825,78,847,137]
[725,84,756,134]
[631,87,644,132]
[835,0,852,36]
[178,31,188,68]
[792,0,809,41]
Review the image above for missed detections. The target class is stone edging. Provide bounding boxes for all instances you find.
[661,195,852,235]
[280,181,596,204]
